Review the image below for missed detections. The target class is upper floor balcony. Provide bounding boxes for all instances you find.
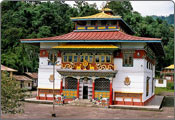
[61,53,115,71]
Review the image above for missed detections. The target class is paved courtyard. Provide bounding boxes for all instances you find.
[1,102,174,119]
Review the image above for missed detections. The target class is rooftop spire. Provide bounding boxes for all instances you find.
[101,8,113,15]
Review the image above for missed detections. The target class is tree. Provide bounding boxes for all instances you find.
[74,1,99,17]
[106,1,133,17]
[1,72,27,114]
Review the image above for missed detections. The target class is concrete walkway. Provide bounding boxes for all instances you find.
[25,95,164,111]
[25,98,53,104]
[110,96,164,111]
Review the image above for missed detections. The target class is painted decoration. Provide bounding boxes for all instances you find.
[62,89,77,99]
[49,74,54,82]
[82,60,88,68]
[124,77,131,86]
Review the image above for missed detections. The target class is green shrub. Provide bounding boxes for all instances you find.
[167,82,174,90]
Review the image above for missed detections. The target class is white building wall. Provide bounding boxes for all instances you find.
[113,58,145,95]
[38,57,62,89]
[142,59,154,102]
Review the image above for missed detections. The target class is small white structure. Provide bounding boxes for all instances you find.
[155,79,167,87]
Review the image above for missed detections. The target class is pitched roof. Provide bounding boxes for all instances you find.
[71,12,121,20]
[25,72,38,79]
[13,75,32,81]
[165,64,174,69]
[1,65,17,72]
[21,31,161,42]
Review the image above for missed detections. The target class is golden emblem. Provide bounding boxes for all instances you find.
[124,77,130,86]
[49,74,54,82]
[82,60,88,67]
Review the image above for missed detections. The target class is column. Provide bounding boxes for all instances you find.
[92,77,95,100]
[60,76,63,94]
[77,77,80,99]
[109,78,113,105]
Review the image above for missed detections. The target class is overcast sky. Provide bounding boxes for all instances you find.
[65,1,174,17]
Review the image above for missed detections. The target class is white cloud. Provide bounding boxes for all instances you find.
[0,1,173,17]
[131,1,174,16]
[66,1,174,17]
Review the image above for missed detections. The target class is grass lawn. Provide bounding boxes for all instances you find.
[155,87,174,95]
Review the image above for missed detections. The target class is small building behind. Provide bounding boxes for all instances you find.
[13,75,33,90]
[161,64,174,82]
[1,64,17,79]
[25,72,38,89]
[155,64,174,88]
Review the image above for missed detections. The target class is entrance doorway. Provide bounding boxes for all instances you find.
[83,86,88,99]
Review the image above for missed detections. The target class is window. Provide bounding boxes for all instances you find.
[146,77,150,96]
[85,56,88,61]
[123,53,133,67]
[74,56,78,62]
[68,56,72,62]
[152,78,154,93]
[28,83,30,87]
[101,56,105,63]
[147,61,149,69]
[106,56,111,63]
[48,52,57,65]
[89,56,93,63]
[95,56,100,63]
[80,56,84,62]
[158,79,163,84]
[63,56,68,62]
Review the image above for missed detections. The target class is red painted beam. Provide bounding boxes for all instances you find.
[60,80,63,94]
[77,80,79,99]
[109,81,113,105]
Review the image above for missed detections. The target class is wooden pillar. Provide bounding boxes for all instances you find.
[60,79,63,94]
[77,78,80,99]
[10,71,13,79]
[92,77,95,100]
[109,78,113,105]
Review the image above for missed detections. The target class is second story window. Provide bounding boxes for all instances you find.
[106,56,111,63]
[63,56,68,62]
[48,52,57,65]
[74,56,78,62]
[68,56,72,62]
[95,56,100,63]
[123,52,133,67]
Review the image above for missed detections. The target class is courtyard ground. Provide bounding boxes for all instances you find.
[1,100,174,119]
[1,90,174,119]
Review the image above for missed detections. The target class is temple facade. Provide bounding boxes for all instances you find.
[21,8,164,106]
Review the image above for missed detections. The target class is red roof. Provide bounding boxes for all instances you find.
[21,31,161,42]
[1,65,17,72]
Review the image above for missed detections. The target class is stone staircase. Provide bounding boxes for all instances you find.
[69,99,99,107]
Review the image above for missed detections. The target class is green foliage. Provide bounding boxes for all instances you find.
[106,1,133,17]
[1,72,27,114]
[74,1,99,17]
[1,1,174,74]
[167,82,174,90]
[155,87,174,95]
[152,14,174,25]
